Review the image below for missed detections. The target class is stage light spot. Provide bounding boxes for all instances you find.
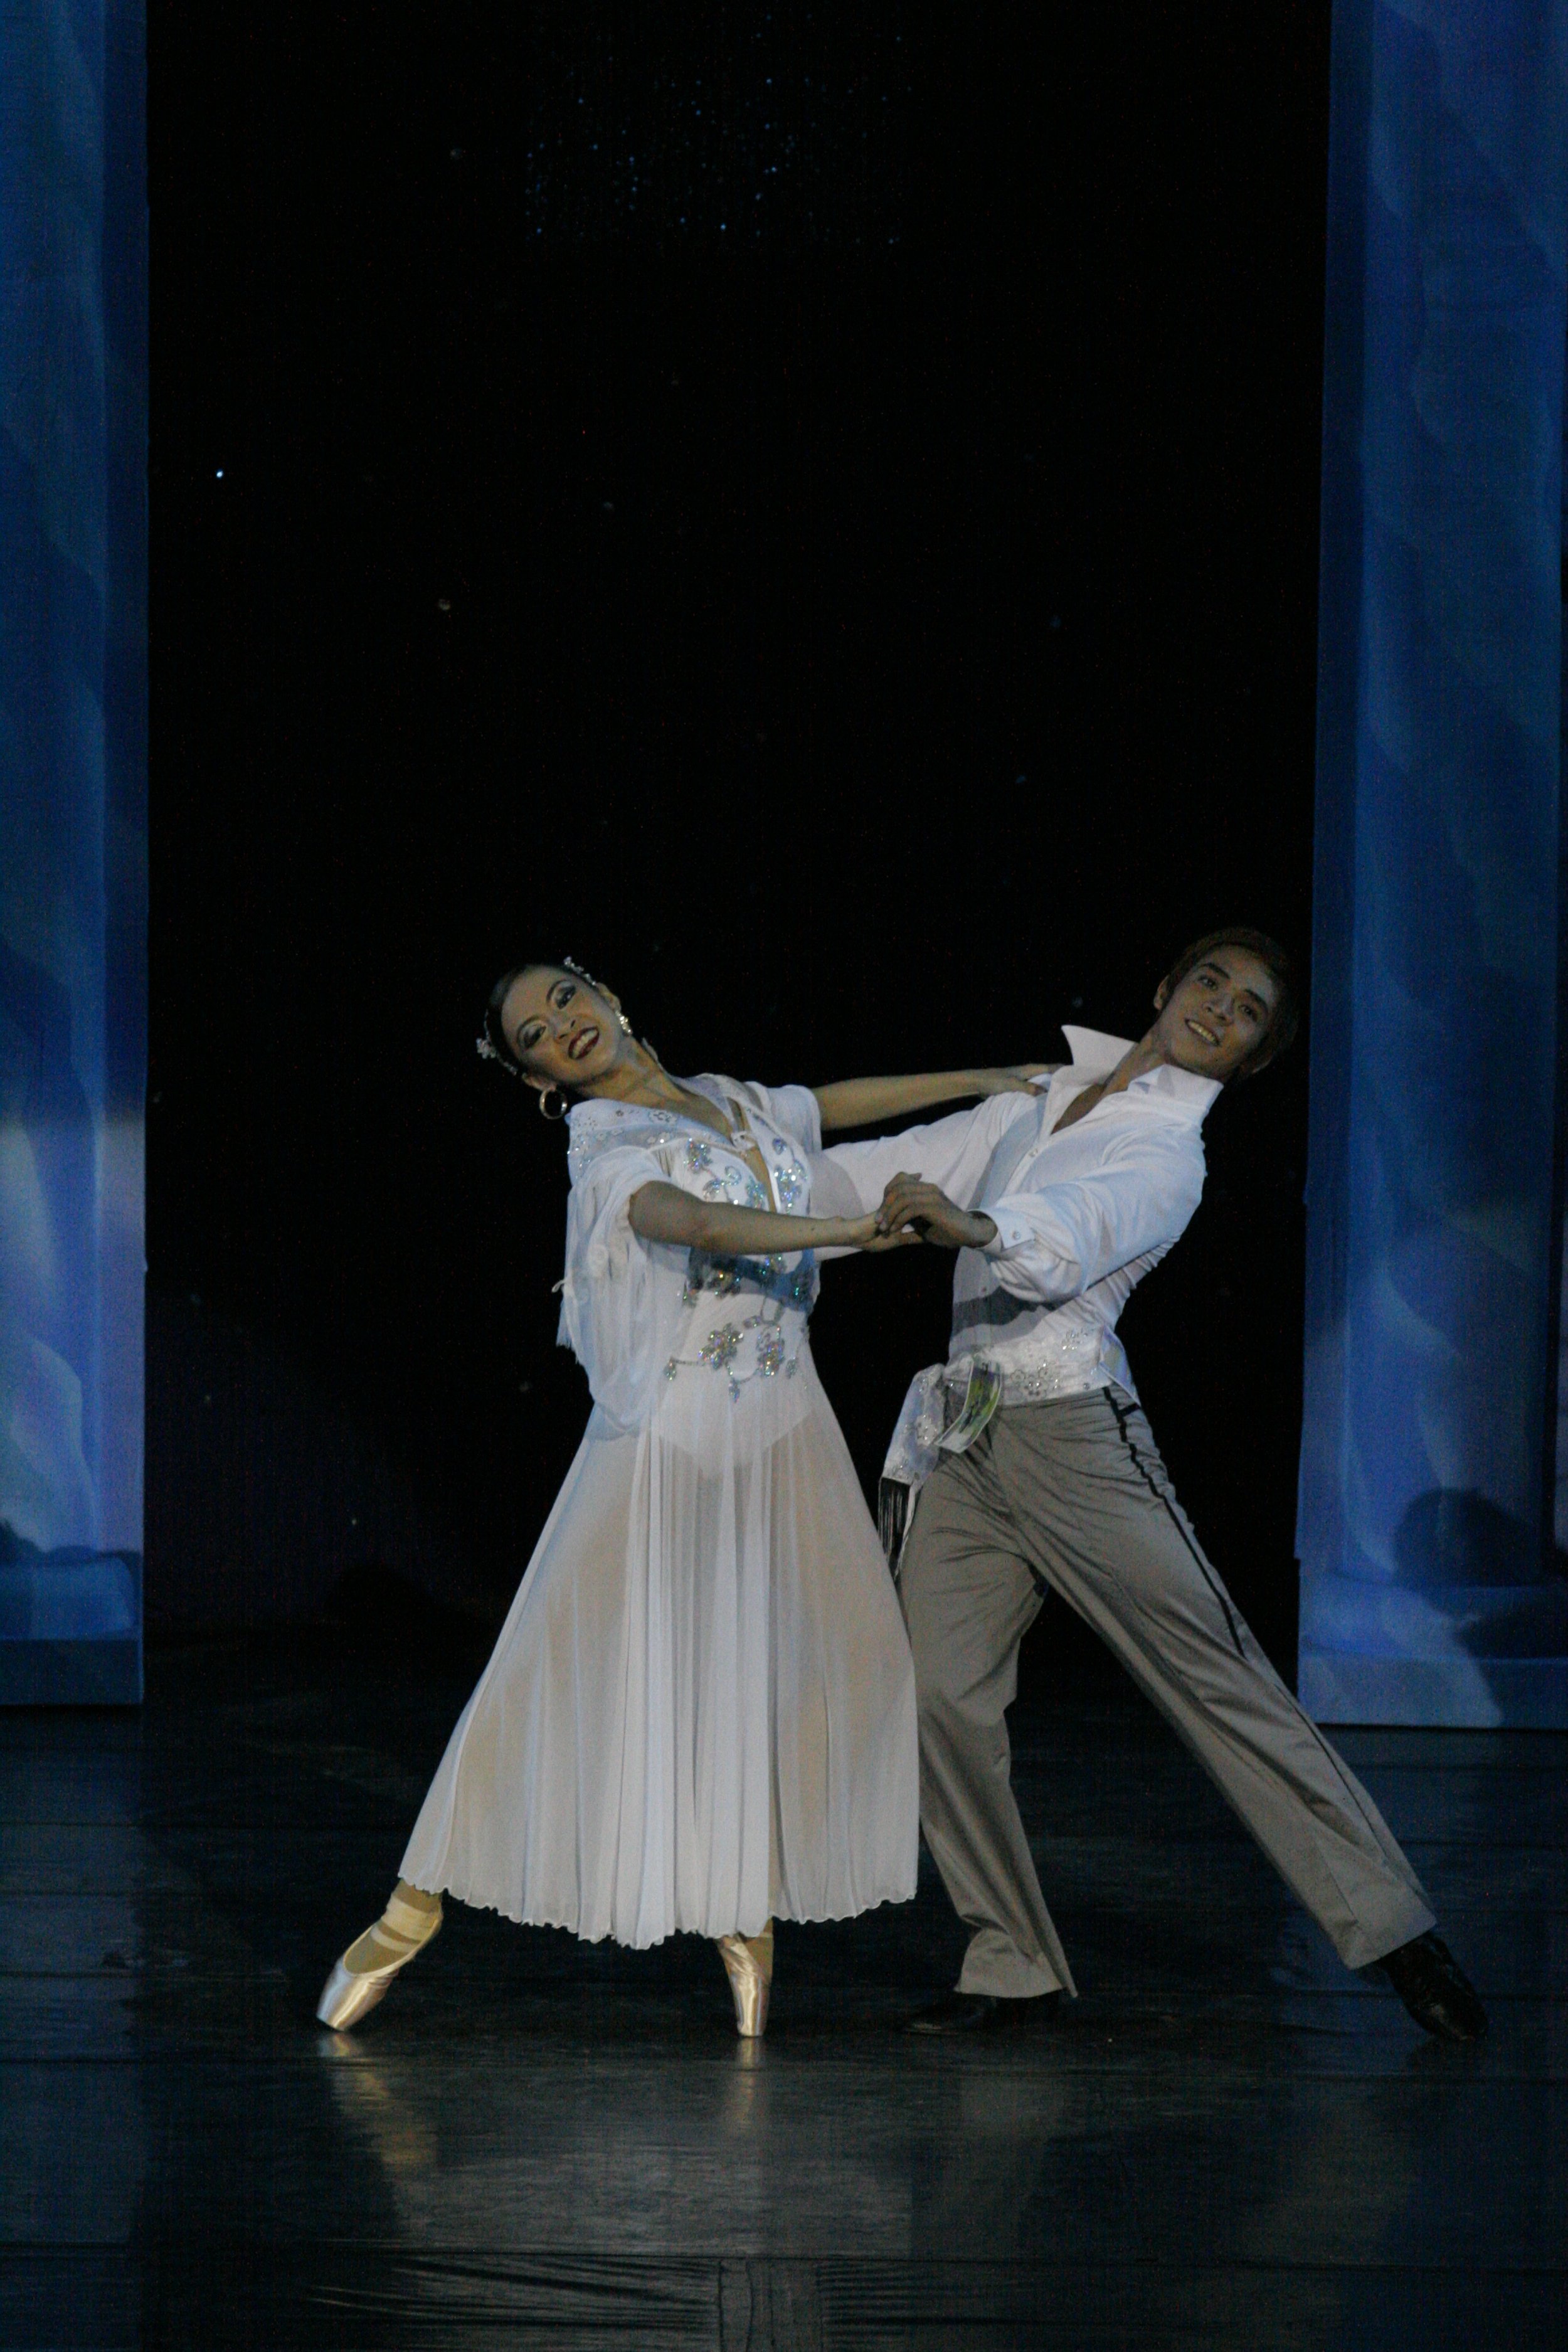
[437,598,452,611]
[215,469,224,479]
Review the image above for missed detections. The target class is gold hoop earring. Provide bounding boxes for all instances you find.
[538,1085,567,1122]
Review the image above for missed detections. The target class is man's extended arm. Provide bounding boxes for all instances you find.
[874,1138,1204,1305]
[824,1089,1039,1218]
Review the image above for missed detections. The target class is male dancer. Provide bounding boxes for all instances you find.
[825,930,1486,2040]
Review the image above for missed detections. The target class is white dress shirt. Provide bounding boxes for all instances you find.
[825,1028,1221,1483]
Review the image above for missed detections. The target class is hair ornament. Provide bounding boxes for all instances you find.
[562,953,635,1036]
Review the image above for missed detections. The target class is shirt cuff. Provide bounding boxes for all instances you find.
[982,1207,1034,1257]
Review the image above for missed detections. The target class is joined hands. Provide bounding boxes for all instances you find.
[832,1066,1051,1251]
[853,1067,1050,1251]
[872,1175,997,1253]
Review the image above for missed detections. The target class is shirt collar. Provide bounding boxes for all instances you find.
[1058,1025,1222,1121]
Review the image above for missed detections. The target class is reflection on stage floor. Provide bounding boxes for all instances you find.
[1,1602,1562,2348]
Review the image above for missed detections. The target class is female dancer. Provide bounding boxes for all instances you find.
[317,956,1037,2036]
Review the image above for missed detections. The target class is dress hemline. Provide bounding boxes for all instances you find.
[402,1870,919,1950]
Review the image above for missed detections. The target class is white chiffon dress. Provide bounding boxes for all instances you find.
[399,1076,919,1946]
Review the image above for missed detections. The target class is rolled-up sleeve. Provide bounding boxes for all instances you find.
[981,1138,1204,1305]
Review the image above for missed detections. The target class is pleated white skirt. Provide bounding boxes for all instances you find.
[400,1348,919,1945]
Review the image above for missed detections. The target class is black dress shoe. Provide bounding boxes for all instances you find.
[1375,1931,1488,2042]
[904,1991,1061,2036]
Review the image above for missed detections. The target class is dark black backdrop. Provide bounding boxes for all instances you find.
[147,4,1329,1671]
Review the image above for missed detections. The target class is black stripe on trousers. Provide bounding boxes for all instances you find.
[1103,1389,1248,1661]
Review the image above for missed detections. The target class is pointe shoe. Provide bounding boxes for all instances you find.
[716,1924,773,2038]
[315,1891,443,2031]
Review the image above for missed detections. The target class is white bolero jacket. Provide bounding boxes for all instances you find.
[554,1076,826,1433]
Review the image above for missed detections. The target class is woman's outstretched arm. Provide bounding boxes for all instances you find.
[812,1067,1055,1134]
[628,1183,914,1257]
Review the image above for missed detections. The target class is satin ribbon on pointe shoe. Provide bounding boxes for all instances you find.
[315,1891,443,2032]
[716,1924,773,2037]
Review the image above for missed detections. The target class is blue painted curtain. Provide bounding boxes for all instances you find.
[1299,0,1568,1726]
[0,3,146,1698]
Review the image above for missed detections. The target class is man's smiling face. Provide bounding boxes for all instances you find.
[1148,947,1280,1083]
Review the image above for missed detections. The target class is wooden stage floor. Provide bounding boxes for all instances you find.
[2,1601,1562,2349]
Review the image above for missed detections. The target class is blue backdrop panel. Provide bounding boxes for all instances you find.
[0,3,146,1703]
[1300,0,1568,1727]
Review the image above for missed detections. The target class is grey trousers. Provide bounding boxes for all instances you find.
[898,1388,1436,1998]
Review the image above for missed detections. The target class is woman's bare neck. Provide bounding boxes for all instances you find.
[581,1053,733,1135]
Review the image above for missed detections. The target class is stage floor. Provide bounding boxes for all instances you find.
[2,1602,1562,2349]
